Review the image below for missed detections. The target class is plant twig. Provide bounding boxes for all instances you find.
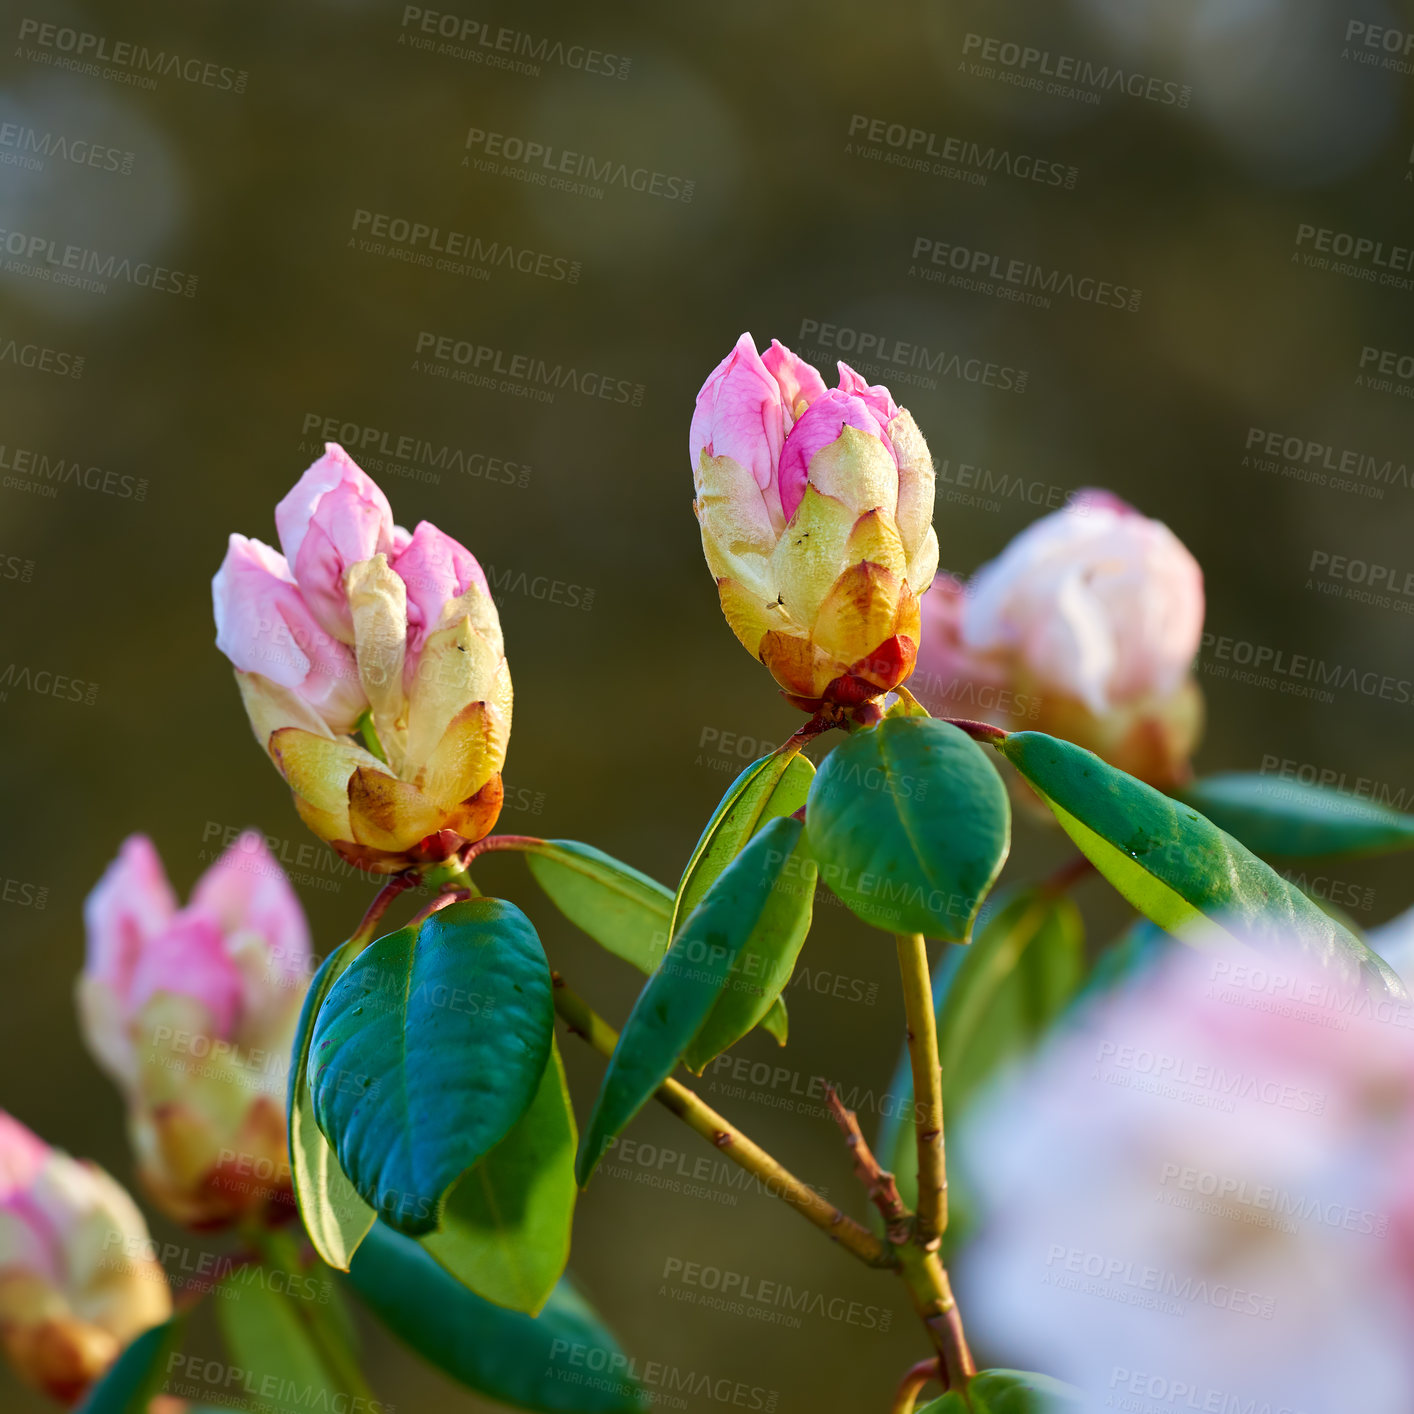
[891,1358,942,1414]
[823,1084,909,1240]
[937,716,1009,744]
[895,933,946,1246]
[349,872,416,947]
[550,973,895,1270]
[1041,852,1095,896]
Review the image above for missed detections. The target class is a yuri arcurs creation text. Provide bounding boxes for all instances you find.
[10,333,1414,1414]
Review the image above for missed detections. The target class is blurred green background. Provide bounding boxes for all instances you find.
[4,0,1414,1408]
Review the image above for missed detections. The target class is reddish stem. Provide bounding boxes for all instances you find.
[350,872,416,946]
[892,1358,943,1414]
[938,717,1009,744]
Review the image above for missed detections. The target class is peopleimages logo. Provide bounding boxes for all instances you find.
[412,331,646,406]
[796,318,1028,394]
[0,228,198,296]
[399,7,630,79]
[959,33,1191,107]
[844,114,1078,189]
[15,19,248,93]
[348,208,580,283]
[463,127,694,202]
[910,235,1141,312]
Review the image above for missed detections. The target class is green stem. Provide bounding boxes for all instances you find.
[896,932,947,1245]
[550,974,894,1270]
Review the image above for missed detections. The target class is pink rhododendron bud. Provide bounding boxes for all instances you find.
[213,444,511,873]
[691,334,938,710]
[0,1112,170,1404]
[78,834,311,1229]
[957,942,1414,1412]
[274,444,396,642]
[917,492,1204,787]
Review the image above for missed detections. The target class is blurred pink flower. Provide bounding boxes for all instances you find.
[0,1112,170,1403]
[917,492,1204,787]
[957,942,1414,1413]
[78,833,310,1227]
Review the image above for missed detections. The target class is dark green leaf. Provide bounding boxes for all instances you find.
[76,1318,183,1414]
[309,898,554,1235]
[576,818,803,1184]
[288,938,376,1270]
[1000,732,1404,997]
[670,752,814,938]
[919,1368,1084,1413]
[806,718,1010,939]
[525,841,673,973]
[1179,771,1414,858]
[345,1223,648,1412]
[421,1039,576,1315]
[214,1274,334,1414]
[681,822,816,1073]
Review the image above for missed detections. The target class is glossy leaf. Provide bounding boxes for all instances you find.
[760,995,789,1044]
[681,822,816,1073]
[525,840,673,972]
[807,718,1010,939]
[1000,732,1404,997]
[76,1318,184,1414]
[214,1275,334,1414]
[669,751,814,938]
[309,898,554,1236]
[919,1368,1084,1413]
[1179,771,1414,858]
[879,889,1083,1209]
[345,1222,648,1412]
[288,937,376,1271]
[576,818,804,1183]
[421,1039,576,1315]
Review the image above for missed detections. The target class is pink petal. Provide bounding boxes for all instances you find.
[777,389,896,523]
[212,534,364,733]
[275,445,396,643]
[189,832,311,986]
[128,913,244,1040]
[391,521,489,670]
[82,837,177,1003]
[0,1112,51,1201]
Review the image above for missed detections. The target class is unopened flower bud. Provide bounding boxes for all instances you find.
[0,1112,170,1404]
[213,445,511,872]
[691,334,938,709]
[78,834,311,1228]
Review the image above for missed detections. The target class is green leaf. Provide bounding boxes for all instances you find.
[1179,771,1414,858]
[576,818,804,1184]
[919,1368,1084,1413]
[669,751,814,939]
[288,937,376,1271]
[421,1039,576,1315]
[75,1318,183,1414]
[525,840,673,972]
[309,898,554,1236]
[806,717,1011,939]
[879,889,1083,1209]
[760,995,789,1044]
[345,1222,648,1412]
[1000,732,1405,997]
[681,822,816,1073]
[214,1274,335,1414]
